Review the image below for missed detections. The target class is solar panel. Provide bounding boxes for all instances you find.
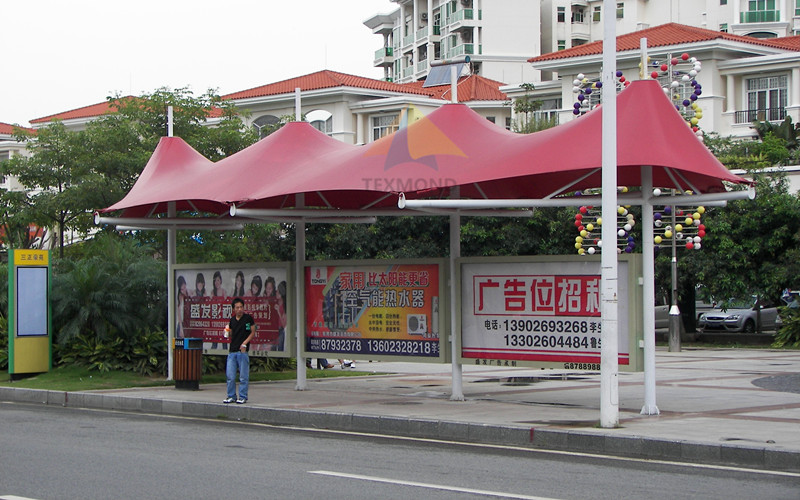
[423,63,465,87]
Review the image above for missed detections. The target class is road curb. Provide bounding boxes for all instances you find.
[2,386,798,472]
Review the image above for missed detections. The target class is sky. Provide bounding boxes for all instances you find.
[0,0,397,127]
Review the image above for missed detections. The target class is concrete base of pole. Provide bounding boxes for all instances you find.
[669,311,682,352]
[641,404,660,415]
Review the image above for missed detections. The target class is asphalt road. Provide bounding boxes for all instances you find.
[1,403,798,500]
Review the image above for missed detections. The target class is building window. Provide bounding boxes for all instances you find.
[720,23,728,32]
[557,40,566,51]
[505,117,512,130]
[486,116,496,124]
[745,75,787,122]
[252,114,281,139]
[593,6,601,22]
[557,7,565,22]
[616,2,624,19]
[572,7,585,23]
[796,0,800,15]
[372,114,399,141]
[720,0,727,4]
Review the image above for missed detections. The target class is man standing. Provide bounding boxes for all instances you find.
[223,298,256,404]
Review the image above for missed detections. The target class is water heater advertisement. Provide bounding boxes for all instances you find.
[305,263,441,358]
[461,259,631,369]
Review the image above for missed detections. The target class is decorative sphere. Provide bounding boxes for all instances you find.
[575,213,583,220]
[653,188,662,196]
[676,232,684,240]
[681,53,689,61]
[683,99,691,107]
[664,206,672,215]
[698,229,706,237]
[693,236,701,243]
[578,248,585,255]
[575,242,583,249]
[624,81,630,87]
[685,217,693,225]
[654,236,663,244]
[574,220,582,227]
[686,242,694,250]
[624,246,633,253]
[573,109,581,115]
[698,206,705,214]
[577,73,585,80]
[573,79,581,86]
[689,70,698,77]
[580,230,588,238]
[682,75,691,82]
[675,224,683,232]
[664,230,673,239]
[580,206,588,213]
[616,70,623,77]
[597,240,603,247]
[587,247,596,255]
[654,220,663,228]
[597,217,602,225]
[586,223,595,231]
[693,219,701,226]
[618,229,626,237]
[651,71,659,79]
[574,102,582,109]
[671,57,679,65]
[694,242,702,250]
[578,94,585,101]
[585,87,592,94]
[654,212,662,220]
[578,225,585,231]
[617,206,625,215]
[693,212,701,220]
[671,81,679,88]
[596,81,603,88]
[624,224,632,232]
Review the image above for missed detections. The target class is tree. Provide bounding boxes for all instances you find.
[510,83,558,134]
[687,171,800,315]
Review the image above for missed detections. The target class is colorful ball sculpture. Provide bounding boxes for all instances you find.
[574,190,636,255]
[647,52,704,137]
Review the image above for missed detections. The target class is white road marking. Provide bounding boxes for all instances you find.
[309,470,563,500]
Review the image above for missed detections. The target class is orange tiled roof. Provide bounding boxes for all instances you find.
[0,122,35,135]
[529,23,800,63]
[222,70,438,100]
[30,96,224,124]
[29,98,132,124]
[760,35,800,50]
[394,75,508,102]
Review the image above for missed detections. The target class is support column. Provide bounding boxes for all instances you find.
[600,0,619,429]
[641,166,659,415]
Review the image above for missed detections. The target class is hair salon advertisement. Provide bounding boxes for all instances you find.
[175,266,289,357]
[304,263,442,359]
[460,257,635,370]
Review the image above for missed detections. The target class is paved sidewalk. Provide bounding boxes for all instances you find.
[2,347,799,472]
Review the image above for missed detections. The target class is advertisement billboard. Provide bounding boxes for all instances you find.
[174,264,291,357]
[459,255,643,371]
[304,261,445,360]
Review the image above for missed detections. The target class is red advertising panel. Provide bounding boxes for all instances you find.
[461,258,635,370]
[305,263,442,359]
[175,265,289,357]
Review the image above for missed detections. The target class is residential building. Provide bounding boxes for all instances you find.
[520,23,800,139]
[0,122,31,192]
[366,0,800,84]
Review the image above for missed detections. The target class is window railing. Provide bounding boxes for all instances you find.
[416,26,428,39]
[446,8,481,25]
[374,47,393,59]
[447,43,480,58]
[403,33,415,47]
[740,10,780,22]
[416,60,428,72]
[402,66,414,78]
[734,107,786,123]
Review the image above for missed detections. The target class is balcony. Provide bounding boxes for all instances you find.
[373,47,394,67]
[416,26,429,42]
[402,33,415,48]
[446,43,481,58]
[402,66,414,79]
[734,107,786,124]
[740,10,780,23]
[445,9,481,30]
[416,60,428,73]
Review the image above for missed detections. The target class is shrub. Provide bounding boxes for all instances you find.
[774,307,800,349]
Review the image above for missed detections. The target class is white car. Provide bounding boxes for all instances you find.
[698,298,781,333]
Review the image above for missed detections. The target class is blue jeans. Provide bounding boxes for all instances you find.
[226,351,250,399]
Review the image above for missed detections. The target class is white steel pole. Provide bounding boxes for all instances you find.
[166,108,175,381]
[641,166,659,415]
[167,201,176,381]
[295,193,308,390]
[600,0,619,428]
[451,64,458,103]
[295,88,301,121]
[450,187,463,401]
